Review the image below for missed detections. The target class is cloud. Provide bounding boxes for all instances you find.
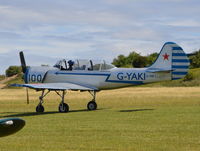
[0,0,199,74]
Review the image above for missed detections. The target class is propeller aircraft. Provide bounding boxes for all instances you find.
[12,42,190,113]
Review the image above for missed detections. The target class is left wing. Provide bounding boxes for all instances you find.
[11,82,98,91]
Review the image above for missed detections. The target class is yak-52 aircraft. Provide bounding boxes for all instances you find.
[12,42,190,113]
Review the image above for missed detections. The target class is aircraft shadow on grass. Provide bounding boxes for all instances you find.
[0,108,154,117]
[119,109,154,112]
[0,109,102,118]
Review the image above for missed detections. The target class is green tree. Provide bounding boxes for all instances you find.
[112,51,152,68]
[146,52,158,66]
[6,66,21,77]
[132,55,148,67]
[189,50,200,68]
[126,51,140,66]
[112,54,126,67]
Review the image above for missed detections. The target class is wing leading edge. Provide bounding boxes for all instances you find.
[11,82,98,91]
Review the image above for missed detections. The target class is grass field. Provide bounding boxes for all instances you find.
[0,87,200,151]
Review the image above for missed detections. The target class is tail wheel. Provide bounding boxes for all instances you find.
[87,101,97,111]
[58,103,69,113]
[36,104,44,113]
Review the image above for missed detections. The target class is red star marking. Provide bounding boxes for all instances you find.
[162,53,169,60]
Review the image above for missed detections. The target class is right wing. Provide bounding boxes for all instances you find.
[11,82,98,91]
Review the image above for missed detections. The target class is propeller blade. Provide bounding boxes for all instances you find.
[26,88,29,104]
[19,51,27,74]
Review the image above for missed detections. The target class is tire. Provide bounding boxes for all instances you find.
[58,103,69,113]
[87,101,97,111]
[36,104,44,113]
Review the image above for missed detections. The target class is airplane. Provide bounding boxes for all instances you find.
[0,118,25,137]
[12,42,190,113]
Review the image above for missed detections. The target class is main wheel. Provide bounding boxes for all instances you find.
[87,101,97,111]
[58,103,69,113]
[36,104,44,113]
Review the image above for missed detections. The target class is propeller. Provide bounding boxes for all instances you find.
[19,51,27,74]
[19,51,29,104]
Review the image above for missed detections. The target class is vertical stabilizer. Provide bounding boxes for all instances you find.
[148,42,189,80]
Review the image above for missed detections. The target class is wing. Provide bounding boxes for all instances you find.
[11,82,98,91]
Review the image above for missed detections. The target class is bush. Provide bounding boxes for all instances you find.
[183,71,194,81]
[189,50,200,68]
[6,66,22,77]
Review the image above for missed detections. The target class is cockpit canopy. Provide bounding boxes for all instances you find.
[54,59,116,71]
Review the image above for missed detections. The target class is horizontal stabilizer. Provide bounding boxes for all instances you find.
[146,68,173,73]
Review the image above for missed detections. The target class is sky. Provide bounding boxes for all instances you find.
[0,0,199,74]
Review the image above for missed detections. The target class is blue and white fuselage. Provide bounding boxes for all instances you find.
[28,67,167,90]
[24,42,189,90]
[13,42,190,112]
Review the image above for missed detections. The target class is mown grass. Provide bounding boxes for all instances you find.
[0,87,200,151]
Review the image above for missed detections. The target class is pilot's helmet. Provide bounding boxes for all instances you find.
[68,60,74,66]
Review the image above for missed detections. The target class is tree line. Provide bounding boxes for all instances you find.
[4,49,200,77]
[112,49,200,69]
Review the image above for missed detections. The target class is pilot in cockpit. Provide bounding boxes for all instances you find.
[68,60,74,71]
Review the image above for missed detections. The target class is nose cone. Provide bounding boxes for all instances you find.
[0,118,25,137]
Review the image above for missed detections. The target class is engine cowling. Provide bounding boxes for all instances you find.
[24,66,56,83]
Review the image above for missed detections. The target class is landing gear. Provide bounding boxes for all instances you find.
[36,90,50,113]
[36,104,44,113]
[58,103,69,112]
[57,91,69,113]
[35,90,69,113]
[87,91,97,111]
[34,89,98,112]
[87,101,97,110]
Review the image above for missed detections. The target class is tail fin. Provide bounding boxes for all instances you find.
[149,42,190,80]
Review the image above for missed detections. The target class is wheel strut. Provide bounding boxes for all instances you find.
[36,90,50,113]
[56,90,69,113]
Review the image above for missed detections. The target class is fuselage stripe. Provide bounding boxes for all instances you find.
[172,47,183,50]
[172,65,189,69]
[172,77,181,80]
[55,72,110,76]
[172,53,187,56]
[172,72,187,75]
[172,59,190,63]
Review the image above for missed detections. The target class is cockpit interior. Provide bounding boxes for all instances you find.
[54,59,116,71]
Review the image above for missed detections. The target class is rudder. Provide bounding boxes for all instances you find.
[171,43,190,80]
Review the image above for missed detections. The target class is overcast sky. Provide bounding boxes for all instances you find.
[0,0,199,74]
